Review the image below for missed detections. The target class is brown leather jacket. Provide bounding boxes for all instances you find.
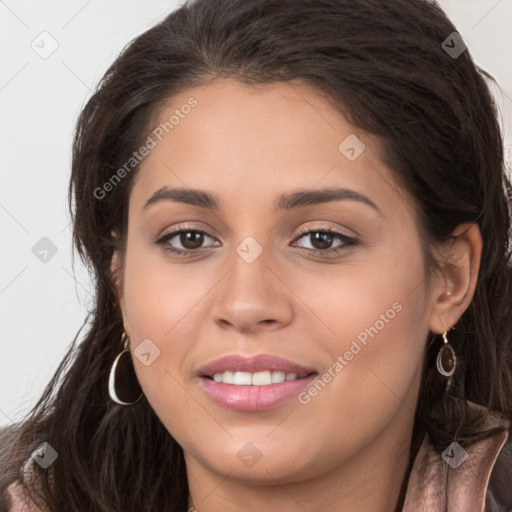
[403,404,512,511]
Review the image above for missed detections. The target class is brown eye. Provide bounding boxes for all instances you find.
[306,231,335,250]
[155,228,218,255]
[292,229,357,255]
[177,231,205,250]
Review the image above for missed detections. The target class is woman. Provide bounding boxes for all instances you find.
[1,0,511,510]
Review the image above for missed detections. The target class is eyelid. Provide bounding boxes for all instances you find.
[158,221,356,241]
[293,222,357,239]
[155,222,358,256]
[155,224,218,249]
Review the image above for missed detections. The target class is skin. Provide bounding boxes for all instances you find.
[111,79,482,512]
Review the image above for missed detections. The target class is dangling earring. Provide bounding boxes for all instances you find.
[108,332,143,405]
[436,331,456,378]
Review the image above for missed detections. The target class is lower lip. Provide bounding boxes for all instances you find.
[200,374,318,412]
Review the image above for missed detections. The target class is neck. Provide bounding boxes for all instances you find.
[185,413,416,512]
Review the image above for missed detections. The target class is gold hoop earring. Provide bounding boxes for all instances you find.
[436,331,457,378]
[108,333,143,405]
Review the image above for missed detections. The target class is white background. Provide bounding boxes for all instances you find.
[1,0,511,427]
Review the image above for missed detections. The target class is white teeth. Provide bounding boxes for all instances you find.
[221,371,234,384]
[211,370,300,385]
[233,371,252,385]
[271,371,286,383]
[252,371,272,385]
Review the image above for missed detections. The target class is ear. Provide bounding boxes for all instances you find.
[428,223,482,334]
[110,230,125,317]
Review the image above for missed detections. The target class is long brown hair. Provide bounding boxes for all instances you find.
[1,0,511,510]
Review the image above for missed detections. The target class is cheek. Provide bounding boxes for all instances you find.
[293,247,428,447]
[122,237,208,346]
[120,239,218,438]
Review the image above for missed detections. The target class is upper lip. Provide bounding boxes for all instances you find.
[198,354,317,379]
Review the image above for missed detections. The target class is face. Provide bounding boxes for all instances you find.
[112,79,439,486]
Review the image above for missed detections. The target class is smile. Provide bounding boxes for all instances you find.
[210,370,299,385]
[198,354,318,412]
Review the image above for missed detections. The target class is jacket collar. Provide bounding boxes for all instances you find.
[403,403,510,512]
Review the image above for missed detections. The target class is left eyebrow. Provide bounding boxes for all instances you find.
[143,186,220,210]
[142,185,382,215]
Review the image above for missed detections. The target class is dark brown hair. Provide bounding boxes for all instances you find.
[1,0,511,510]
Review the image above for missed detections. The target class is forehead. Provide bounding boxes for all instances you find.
[129,79,407,214]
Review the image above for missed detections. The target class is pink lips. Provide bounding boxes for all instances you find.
[198,354,317,412]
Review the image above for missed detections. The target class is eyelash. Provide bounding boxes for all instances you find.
[154,224,358,257]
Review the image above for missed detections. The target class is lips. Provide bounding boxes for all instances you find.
[197,354,318,412]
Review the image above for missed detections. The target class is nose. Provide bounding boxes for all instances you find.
[210,241,294,334]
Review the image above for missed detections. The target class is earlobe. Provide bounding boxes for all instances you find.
[428,223,482,334]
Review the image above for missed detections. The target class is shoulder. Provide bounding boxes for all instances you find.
[487,421,512,511]
[5,479,44,512]
[1,439,47,512]
[0,425,51,512]
[403,404,511,512]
